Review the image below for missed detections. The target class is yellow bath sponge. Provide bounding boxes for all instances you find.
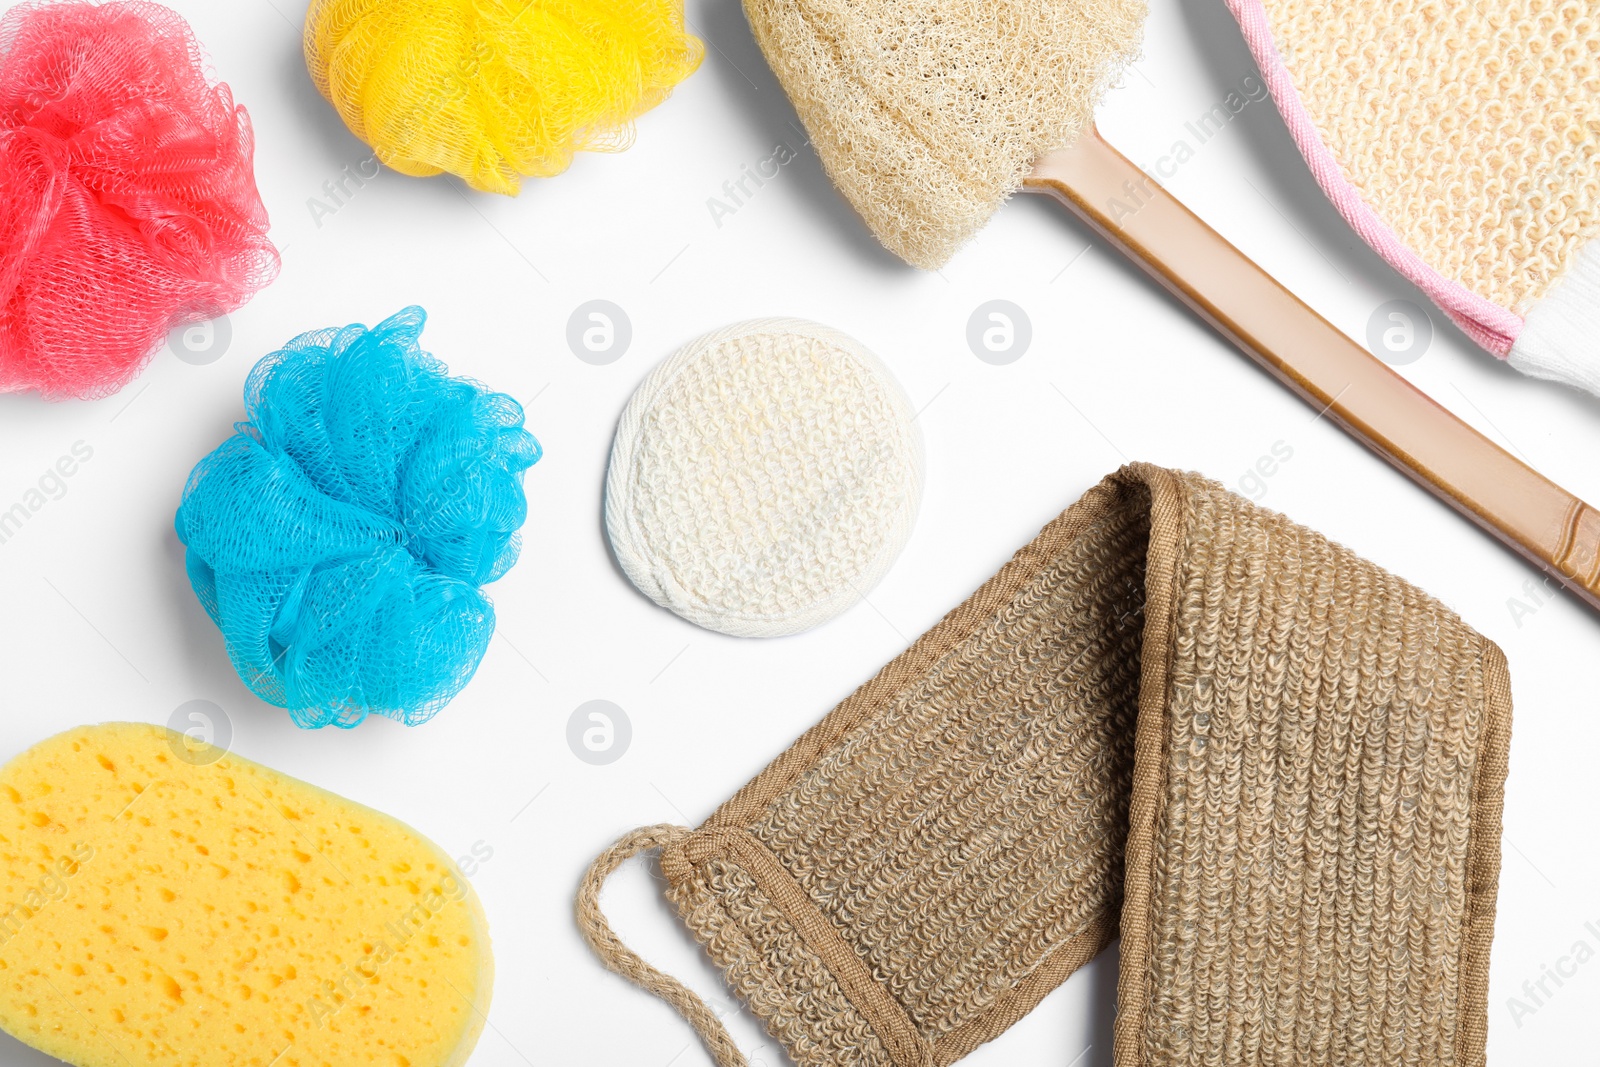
[305,0,704,194]
[0,723,492,1067]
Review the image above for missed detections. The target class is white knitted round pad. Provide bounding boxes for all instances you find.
[605,319,924,638]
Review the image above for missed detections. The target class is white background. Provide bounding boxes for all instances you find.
[1,0,1597,1063]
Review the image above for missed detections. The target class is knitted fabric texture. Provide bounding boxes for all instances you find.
[305,0,703,195]
[605,319,923,638]
[739,0,1145,269]
[1234,0,1600,351]
[175,306,541,729]
[579,464,1511,1067]
[0,1,278,399]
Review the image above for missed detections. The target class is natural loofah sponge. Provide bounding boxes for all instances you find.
[304,0,704,195]
[0,1,278,400]
[175,307,541,729]
[741,0,1145,268]
[0,722,493,1067]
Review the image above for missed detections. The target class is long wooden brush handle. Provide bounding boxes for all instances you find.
[1024,126,1600,614]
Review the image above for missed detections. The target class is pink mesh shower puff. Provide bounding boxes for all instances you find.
[0,1,278,400]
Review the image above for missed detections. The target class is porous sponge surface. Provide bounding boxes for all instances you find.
[0,723,492,1067]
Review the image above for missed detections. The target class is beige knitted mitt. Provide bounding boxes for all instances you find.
[579,464,1512,1067]
[1229,0,1600,391]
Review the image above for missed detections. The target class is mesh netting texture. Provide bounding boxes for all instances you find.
[304,0,704,195]
[0,1,278,400]
[175,307,541,729]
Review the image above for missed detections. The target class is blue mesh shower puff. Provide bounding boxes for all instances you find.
[175,306,541,728]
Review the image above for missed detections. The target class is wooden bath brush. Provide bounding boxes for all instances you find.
[742,0,1600,614]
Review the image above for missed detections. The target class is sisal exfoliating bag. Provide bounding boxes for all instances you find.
[579,464,1511,1067]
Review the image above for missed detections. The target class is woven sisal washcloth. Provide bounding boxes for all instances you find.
[579,464,1512,1067]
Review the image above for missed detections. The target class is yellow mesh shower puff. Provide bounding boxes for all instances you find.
[305,0,704,194]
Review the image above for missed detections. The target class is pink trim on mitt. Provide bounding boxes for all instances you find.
[1226,0,1522,356]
